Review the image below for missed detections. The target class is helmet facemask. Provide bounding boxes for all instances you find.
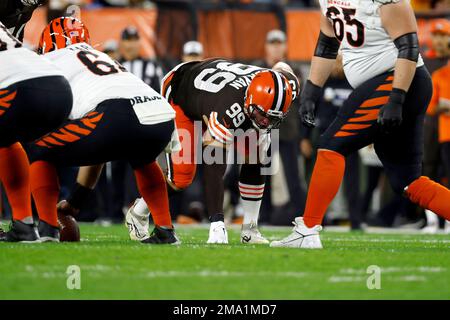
[246,104,286,131]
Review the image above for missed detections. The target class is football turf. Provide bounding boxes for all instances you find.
[0,223,449,300]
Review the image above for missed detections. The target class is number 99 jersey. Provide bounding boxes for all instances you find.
[44,42,174,123]
[163,58,296,145]
[319,0,424,88]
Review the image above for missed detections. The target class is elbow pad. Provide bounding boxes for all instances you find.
[314,31,340,59]
[394,32,419,62]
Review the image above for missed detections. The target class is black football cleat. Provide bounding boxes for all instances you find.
[141,226,181,245]
[38,220,60,242]
[0,220,40,243]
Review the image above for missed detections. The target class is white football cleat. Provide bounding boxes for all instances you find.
[241,223,269,244]
[125,200,150,241]
[207,221,228,244]
[422,210,439,234]
[270,217,323,249]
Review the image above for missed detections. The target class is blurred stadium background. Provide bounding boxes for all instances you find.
[1,0,449,232]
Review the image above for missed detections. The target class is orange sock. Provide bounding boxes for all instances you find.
[134,161,172,228]
[0,143,32,222]
[30,161,60,227]
[406,176,450,221]
[303,149,346,228]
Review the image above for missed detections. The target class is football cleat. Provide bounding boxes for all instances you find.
[125,199,151,241]
[0,220,40,243]
[141,226,180,245]
[270,217,323,249]
[38,220,60,242]
[241,223,269,244]
[207,221,228,244]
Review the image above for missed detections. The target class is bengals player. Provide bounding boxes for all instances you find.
[0,22,72,242]
[26,17,180,244]
[272,0,450,248]
[59,58,299,244]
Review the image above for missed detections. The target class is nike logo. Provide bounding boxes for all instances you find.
[242,235,251,243]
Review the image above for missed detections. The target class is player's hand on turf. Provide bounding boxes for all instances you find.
[377,88,406,131]
[299,80,322,128]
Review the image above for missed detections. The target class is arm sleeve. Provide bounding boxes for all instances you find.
[202,148,227,216]
[207,112,234,145]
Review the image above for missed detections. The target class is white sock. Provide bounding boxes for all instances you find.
[133,198,150,218]
[425,209,439,226]
[239,182,264,225]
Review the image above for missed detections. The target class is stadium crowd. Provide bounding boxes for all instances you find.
[0,0,449,233]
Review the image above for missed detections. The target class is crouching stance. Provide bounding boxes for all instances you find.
[0,22,72,242]
[27,17,180,244]
[272,0,450,248]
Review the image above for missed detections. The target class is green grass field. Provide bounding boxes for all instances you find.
[0,223,449,300]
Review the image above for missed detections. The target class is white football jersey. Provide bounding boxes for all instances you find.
[44,43,175,124]
[0,23,62,88]
[318,0,424,88]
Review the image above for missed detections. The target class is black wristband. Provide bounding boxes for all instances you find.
[68,183,94,210]
[314,31,340,59]
[389,88,407,105]
[209,213,225,223]
[301,80,323,104]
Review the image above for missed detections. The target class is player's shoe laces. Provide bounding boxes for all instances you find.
[141,226,180,245]
[207,221,228,244]
[38,220,60,242]
[0,220,40,243]
[125,199,150,241]
[241,223,269,244]
[270,217,323,249]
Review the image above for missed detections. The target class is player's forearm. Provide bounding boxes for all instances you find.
[392,58,417,92]
[308,14,340,87]
[77,164,104,189]
[308,56,336,87]
[381,0,419,93]
[202,161,227,218]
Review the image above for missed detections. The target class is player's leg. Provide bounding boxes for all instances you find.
[271,72,395,248]
[28,99,145,241]
[376,68,450,223]
[125,103,197,240]
[127,119,180,245]
[0,76,72,242]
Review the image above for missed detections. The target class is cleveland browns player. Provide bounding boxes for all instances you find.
[59,58,299,244]
[0,21,72,242]
[271,0,450,248]
[26,17,180,244]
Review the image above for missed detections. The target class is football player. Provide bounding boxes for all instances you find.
[26,17,180,244]
[58,58,299,244]
[271,0,450,248]
[0,22,72,242]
